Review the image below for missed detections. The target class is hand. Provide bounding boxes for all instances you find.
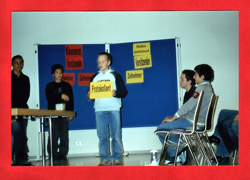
[161,116,175,124]
[112,90,116,97]
[62,94,70,101]
[234,114,239,121]
[11,119,16,123]
[178,115,184,119]
[67,116,73,121]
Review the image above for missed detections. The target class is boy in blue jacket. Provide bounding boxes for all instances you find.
[88,52,128,166]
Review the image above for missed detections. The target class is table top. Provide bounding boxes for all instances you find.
[11,108,76,117]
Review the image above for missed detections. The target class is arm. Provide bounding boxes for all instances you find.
[66,82,74,111]
[161,116,176,124]
[45,83,62,109]
[111,72,128,98]
[175,87,202,118]
[63,82,74,121]
[23,76,30,105]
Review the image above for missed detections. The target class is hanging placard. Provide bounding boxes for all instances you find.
[65,45,84,70]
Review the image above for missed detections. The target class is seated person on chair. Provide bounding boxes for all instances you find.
[180,70,196,104]
[156,64,215,164]
[173,69,196,163]
[214,109,238,161]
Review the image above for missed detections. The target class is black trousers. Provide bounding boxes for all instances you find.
[47,117,69,159]
[12,117,29,163]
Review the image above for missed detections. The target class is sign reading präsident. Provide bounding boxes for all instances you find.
[89,81,113,99]
[126,70,144,84]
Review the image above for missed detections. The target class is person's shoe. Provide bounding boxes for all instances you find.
[54,155,69,166]
[164,160,174,166]
[98,159,112,166]
[58,155,68,162]
[12,160,34,166]
[113,160,123,166]
[218,157,230,165]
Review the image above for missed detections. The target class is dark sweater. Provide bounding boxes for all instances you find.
[183,85,196,104]
[11,70,30,108]
[45,80,74,111]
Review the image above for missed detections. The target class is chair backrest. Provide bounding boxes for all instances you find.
[203,94,219,132]
[192,90,204,132]
[206,95,219,132]
[202,93,215,131]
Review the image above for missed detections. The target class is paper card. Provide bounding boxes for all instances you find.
[134,55,152,69]
[65,45,84,70]
[78,73,95,86]
[133,42,151,56]
[62,73,75,85]
[89,81,113,99]
[126,70,144,84]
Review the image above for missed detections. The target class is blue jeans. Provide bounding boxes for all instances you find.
[12,118,28,163]
[157,118,193,157]
[214,109,239,157]
[95,111,123,161]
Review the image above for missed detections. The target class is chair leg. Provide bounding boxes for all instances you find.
[203,132,218,165]
[195,132,212,165]
[159,133,171,165]
[232,150,238,166]
[173,134,182,166]
[182,134,200,165]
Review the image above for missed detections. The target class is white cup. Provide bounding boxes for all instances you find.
[55,103,66,111]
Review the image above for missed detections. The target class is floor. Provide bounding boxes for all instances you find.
[28,151,237,166]
[29,152,156,166]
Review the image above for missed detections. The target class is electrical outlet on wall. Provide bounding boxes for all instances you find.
[74,141,83,146]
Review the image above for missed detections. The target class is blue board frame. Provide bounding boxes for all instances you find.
[38,39,178,130]
[110,39,178,127]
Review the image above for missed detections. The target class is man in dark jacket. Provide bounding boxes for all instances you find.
[11,55,32,166]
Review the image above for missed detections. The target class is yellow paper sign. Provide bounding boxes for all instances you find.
[126,70,144,84]
[133,42,151,56]
[90,81,113,99]
[134,55,152,69]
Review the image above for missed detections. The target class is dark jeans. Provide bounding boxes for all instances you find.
[218,116,238,154]
[47,117,69,159]
[12,117,28,163]
[214,109,239,157]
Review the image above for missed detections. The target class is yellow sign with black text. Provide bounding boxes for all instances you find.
[126,70,144,84]
[89,81,113,99]
[133,42,151,56]
[134,55,152,69]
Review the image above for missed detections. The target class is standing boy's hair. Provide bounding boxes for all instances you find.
[51,64,64,74]
[182,69,195,85]
[12,55,24,64]
[194,64,214,82]
[98,52,113,65]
